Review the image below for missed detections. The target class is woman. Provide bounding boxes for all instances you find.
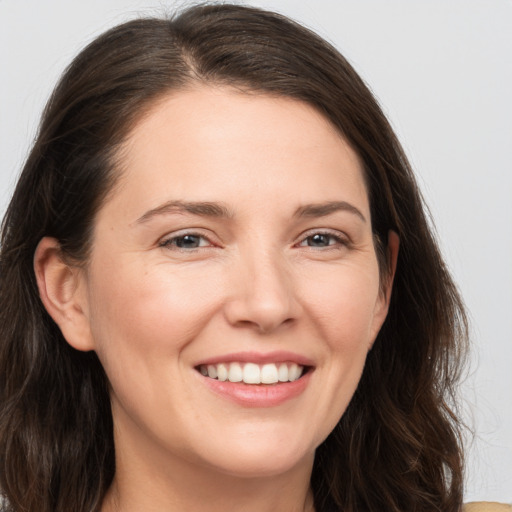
[0,4,473,511]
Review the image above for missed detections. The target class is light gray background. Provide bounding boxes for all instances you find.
[1,0,511,503]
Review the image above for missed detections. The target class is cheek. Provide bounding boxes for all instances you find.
[85,259,223,371]
[301,263,382,419]
[84,261,225,441]
[306,274,380,426]
[303,264,382,350]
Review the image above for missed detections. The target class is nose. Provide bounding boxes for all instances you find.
[223,249,301,334]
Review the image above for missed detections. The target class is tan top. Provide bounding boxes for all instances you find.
[464,503,512,512]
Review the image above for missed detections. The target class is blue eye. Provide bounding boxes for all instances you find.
[161,234,209,249]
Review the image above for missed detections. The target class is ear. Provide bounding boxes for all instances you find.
[369,230,400,344]
[34,237,95,352]
[381,230,399,307]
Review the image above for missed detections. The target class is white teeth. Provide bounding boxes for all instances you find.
[260,363,278,384]
[228,362,243,382]
[242,363,260,384]
[288,363,301,381]
[199,362,305,384]
[217,363,228,382]
[277,363,289,382]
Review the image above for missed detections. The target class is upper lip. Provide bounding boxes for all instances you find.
[195,350,315,368]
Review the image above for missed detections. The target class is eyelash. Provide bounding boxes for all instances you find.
[295,230,349,250]
[159,229,349,252]
[159,232,213,250]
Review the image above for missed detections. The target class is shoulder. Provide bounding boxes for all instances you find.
[464,503,512,512]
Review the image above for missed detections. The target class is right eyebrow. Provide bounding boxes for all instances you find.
[136,200,234,224]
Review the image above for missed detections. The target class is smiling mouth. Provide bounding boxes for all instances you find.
[196,362,309,385]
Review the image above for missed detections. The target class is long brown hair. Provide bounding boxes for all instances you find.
[0,4,468,511]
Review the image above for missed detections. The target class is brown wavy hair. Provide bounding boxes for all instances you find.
[0,4,468,512]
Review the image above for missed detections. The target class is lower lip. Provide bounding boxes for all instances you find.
[199,371,312,408]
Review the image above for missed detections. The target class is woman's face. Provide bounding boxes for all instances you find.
[76,86,393,478]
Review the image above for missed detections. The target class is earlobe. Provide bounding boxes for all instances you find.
[34,237,95,352]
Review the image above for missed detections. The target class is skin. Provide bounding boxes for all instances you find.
[35,86,398,512]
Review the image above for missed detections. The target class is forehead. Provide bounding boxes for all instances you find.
[108,86,369,219]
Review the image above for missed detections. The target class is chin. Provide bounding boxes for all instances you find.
[194,429,316,479]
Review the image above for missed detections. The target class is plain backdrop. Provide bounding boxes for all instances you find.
[0,0,511,503]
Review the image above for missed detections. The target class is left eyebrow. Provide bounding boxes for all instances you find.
[294,201,367,223]
[136,200,234,224]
